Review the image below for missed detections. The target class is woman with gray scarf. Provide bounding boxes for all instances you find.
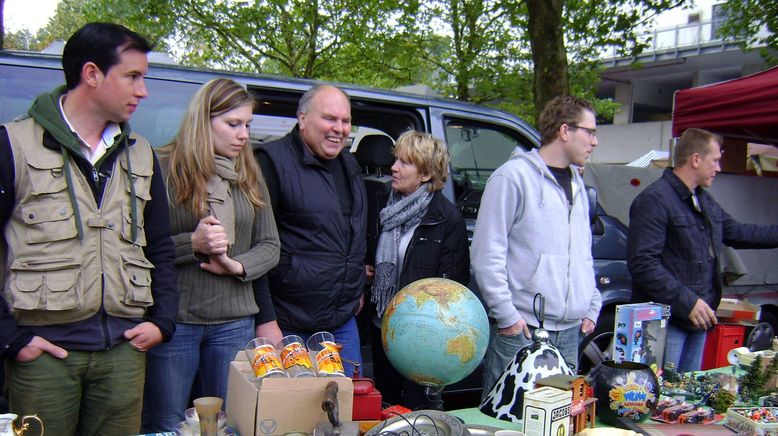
[368,130,470,409]
[142,79,280,431]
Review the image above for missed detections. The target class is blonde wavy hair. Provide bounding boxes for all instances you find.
[160,78,265,216]
[393,130,450,192]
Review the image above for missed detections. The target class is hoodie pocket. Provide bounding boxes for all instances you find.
[9,257,83,311]
[525,254,568,319]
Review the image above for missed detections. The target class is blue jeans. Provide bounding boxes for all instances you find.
[141,317,254,432]
[663,323,706,372]
[283,317,362,377]
[6,342,145,436]
[481,323,581,401]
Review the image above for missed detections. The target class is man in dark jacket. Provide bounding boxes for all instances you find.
[628,128,778,372]
[0,23,177,434]
[257,85,367,376]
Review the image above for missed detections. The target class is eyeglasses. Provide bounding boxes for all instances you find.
[568,124,597,138]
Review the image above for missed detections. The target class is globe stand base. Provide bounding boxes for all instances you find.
[424,386,444,411]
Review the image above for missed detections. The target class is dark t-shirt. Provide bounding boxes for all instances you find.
[548,165,573,205]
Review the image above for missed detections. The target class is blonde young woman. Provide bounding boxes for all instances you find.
[141,79,280,431]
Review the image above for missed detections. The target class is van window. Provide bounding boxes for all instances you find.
[251,87,423,136]
[445,117,532,221]
[2,60,423,155]
[132,79,200,146]
[0,64,62,124]
[0,63,200,147]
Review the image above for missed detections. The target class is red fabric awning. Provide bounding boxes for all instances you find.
[671,66,778,145]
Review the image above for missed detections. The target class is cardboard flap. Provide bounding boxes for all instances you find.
[227,360,259,436]
[227,356,354,435]
[257,377,353,433]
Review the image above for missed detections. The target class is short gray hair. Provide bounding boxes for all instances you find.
[297,84,351,114]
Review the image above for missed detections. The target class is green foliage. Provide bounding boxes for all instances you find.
[708,389,736,413]
[398,0,529,103]
[164,0,414,79]
[21,0,176,52]
[3,28,43,50]
[663,365,681,383]
[739,355,764,403]
[7,0,714,122]
[718,0,778,65]
[738,355,778,404]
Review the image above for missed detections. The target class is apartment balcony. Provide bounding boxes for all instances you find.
[601,19,745,68]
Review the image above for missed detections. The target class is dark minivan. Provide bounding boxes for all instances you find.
[0,49,633,405]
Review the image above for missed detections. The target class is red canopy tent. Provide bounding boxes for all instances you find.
[672,66,778,146]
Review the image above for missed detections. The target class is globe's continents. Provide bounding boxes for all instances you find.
[381,277,489,388]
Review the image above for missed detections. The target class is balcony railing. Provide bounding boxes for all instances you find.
[600,18,750,65]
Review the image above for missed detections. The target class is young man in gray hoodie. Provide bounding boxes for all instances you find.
[472,95,601,394]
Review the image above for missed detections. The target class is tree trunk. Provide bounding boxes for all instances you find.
[526,0,568,124]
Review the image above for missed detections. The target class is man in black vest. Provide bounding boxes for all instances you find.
[257,85,367,376]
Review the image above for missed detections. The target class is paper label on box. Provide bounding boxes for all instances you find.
[523,406,546,436]
[523,404,570,436]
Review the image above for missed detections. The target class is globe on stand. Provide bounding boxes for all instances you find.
[381,277,490,407]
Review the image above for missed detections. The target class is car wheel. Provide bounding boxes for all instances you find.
[578,310,614,375]
[760,308,777,336]
[747,308,778,351]
[746,322,774,351]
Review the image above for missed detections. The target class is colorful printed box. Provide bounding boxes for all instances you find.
[612,303,670,369]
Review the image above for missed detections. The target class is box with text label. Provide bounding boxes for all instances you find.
[226,353,353,435]
[612,302,670,369]
[522,386,572,436]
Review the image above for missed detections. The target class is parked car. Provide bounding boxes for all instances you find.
[0,48,637,406]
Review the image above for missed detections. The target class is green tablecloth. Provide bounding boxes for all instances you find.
[447,366,744,432]
[447,408,524,430]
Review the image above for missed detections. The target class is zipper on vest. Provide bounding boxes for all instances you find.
[100,270,112,349]
[95,204,110,349]
[102,312,111,349]
[92,167,99,183]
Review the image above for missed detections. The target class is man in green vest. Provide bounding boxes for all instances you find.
[0,23,178,435]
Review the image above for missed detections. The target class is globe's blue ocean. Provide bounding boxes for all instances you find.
[381,278,489,388]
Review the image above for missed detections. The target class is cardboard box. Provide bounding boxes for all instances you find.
[725,407,778,435]
[716,298,761,324]
[612,302,670,368]
[226,353,353,435]
[522,386,572,436]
